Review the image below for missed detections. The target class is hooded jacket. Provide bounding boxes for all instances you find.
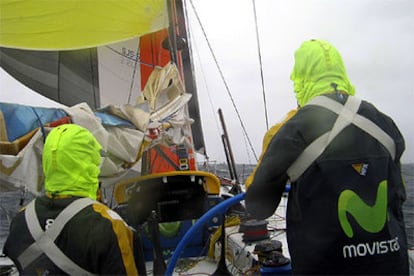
[290,39,355,106]
[245,40,408,274]
[42,123,101,200]
[4,124,138,275]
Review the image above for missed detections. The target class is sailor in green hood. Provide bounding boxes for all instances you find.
[43,122,102,200]
[4,124,138,275]
[290,39,355,106]
[245,39,408,274]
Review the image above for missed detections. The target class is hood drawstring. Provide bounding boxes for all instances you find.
[331,82,344,102]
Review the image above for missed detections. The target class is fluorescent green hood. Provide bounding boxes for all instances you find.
[290,39,355,106]
[43,124,101,200]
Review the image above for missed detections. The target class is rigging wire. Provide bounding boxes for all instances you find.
[252,0,269,131]
[102,45,149,105]
[242,129,254,165]
[188,0,258,162]
[190,32,223,156]
[127,43,140,104]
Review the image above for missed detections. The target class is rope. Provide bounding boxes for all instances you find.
[190,30,223,151]
[188,0,258,162]
[127,43,140,104]
[31,108,46,142]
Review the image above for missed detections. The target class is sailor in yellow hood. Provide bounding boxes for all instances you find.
[245,40,355,189]
[245,39,408,274]
[5,123,138,275]
[43,124,101,200]
[290,39,355,106]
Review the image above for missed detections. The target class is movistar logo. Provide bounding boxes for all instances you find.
[338,180,387,238]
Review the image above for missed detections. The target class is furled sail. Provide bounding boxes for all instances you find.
[138,0,205,160]
[0,62,192,194]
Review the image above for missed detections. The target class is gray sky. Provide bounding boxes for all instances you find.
[0,0,413,165]
[188,0,414,164]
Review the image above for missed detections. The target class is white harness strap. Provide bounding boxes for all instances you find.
[18,198,97,276]
[287,96,396,182]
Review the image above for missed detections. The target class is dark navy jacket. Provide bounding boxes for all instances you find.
[4,196,138,275]
[246,93,408,274]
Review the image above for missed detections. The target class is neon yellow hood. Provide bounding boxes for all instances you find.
[290,39,355,106]
[43,124,101,200]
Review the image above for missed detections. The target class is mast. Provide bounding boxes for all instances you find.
[140,0,207,174]
[219,108,242,194]
[166,0,178,65]
[174,0,206,155]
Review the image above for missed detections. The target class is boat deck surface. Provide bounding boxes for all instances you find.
[144,195,290,275]
[2,192,413,275]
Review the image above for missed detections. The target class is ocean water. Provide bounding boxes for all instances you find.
[1,164,413,250]
[403,163,414,248]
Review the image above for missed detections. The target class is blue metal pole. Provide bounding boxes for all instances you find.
[166,192,246,275]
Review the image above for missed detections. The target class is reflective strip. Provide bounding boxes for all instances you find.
[287,96,396,182]
[18,198,97,276]
[310,96,396,160]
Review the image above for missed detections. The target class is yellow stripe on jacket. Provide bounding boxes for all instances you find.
[245,109,298,189]
[93,203,138,276]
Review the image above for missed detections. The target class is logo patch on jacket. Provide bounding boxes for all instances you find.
[337,180,402,258]
[337,180,387,238]
[352,163,369,176]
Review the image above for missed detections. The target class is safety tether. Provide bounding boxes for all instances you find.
[287,95,396,182]
[18,198,97,276]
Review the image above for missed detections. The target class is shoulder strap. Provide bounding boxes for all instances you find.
[18,198,97,276]
[287,96,396,182]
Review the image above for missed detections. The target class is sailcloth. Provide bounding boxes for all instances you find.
[0,62,194,194]
[0,0,168,50]
[0,0,206,193]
